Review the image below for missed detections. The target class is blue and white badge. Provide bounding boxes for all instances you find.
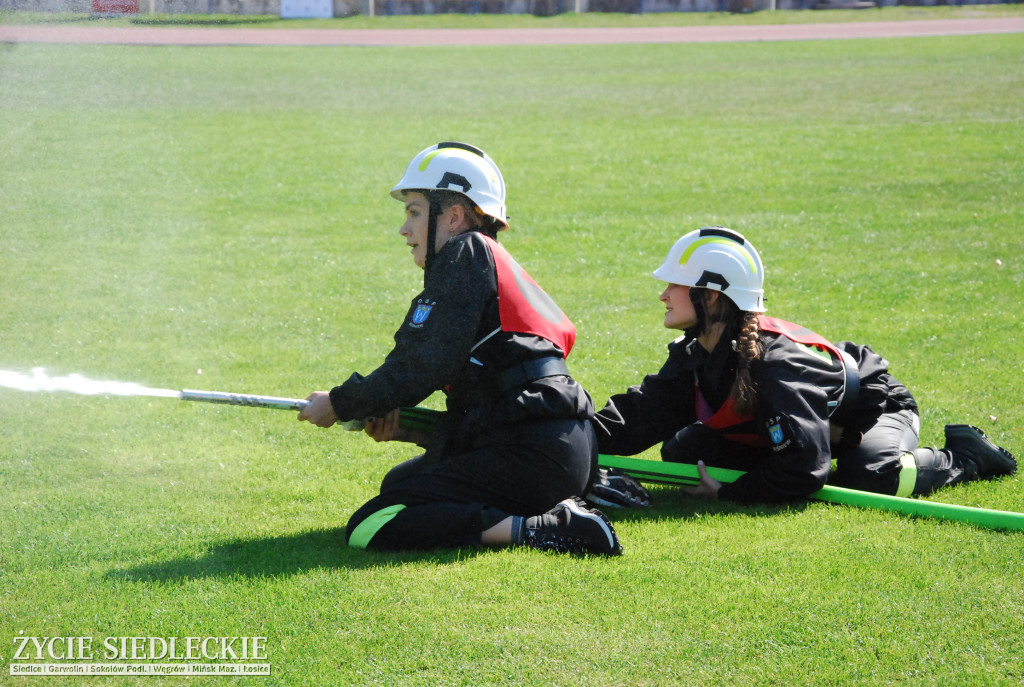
[765,415,791,452]
[412,304,433,324]
[410,300,435,328]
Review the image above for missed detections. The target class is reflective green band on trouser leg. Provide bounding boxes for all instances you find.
[348,504,407,549]
[895,452,918,498]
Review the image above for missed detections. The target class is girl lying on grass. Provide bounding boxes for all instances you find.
[592,227,1016,504]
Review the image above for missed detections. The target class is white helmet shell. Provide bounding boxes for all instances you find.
[653,227,766,312]
[390,142,507,227]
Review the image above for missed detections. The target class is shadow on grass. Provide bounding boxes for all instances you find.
[108,490,811,583]
[108,527,482,582]
[607,483,814,524]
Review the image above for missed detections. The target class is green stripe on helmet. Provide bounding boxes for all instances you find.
[418,149,443,172]
[418,144,482,173]
[679,237,759,274]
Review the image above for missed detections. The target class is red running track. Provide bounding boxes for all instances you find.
[2,17,1023,46]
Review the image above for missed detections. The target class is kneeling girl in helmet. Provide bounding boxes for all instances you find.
[298,142,622,555]
[593,227,1016,504]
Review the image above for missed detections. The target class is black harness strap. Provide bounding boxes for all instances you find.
[497,356,569,392]
[830,349,861,425]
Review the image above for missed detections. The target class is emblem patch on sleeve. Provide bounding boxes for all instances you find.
[410,299,436,329]
[765,415,792,452]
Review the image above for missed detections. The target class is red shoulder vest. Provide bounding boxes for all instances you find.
[696,386,765,446]
[756,315,842,361]
[694,316,840,446]
[482,235,576,356]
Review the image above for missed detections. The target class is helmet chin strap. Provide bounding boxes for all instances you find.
[424,191,443,280]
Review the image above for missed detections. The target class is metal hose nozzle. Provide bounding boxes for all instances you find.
[180,389,309,411]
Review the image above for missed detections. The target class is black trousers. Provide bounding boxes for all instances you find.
[663,409,972,499]
[345,419,596,551]
[830,408,973,496]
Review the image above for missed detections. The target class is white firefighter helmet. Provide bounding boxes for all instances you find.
[653,227,766,313]
[390,142,507,228]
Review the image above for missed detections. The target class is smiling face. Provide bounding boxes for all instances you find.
[660,283,697,331]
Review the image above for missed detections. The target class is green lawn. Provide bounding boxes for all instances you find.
[1,20,1022,686]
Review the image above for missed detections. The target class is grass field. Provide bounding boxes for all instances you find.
[1,12,1023,686]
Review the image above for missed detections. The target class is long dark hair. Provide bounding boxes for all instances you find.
[693,288,762,416]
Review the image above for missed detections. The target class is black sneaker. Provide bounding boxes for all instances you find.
[944,424,1017,479]
[521,498,623,556]
[585,468,652,509]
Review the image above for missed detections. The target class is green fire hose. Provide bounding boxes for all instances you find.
[598,454,1024,533]
[179,396,1019,532]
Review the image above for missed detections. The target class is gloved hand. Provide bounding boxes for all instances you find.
[585,468,652,509]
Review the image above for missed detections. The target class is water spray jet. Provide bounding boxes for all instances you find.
[0,368,374,428]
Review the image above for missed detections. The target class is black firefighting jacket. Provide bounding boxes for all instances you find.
[329,230,593,457]
[593,325,916,504]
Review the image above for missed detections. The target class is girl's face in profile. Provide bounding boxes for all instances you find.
[660,283,697,331]
[398,191,463,269]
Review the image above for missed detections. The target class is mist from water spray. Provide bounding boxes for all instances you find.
[0,368,182,399]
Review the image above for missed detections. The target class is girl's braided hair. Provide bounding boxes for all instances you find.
[731,310,763,416]
[696,288,763,416]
